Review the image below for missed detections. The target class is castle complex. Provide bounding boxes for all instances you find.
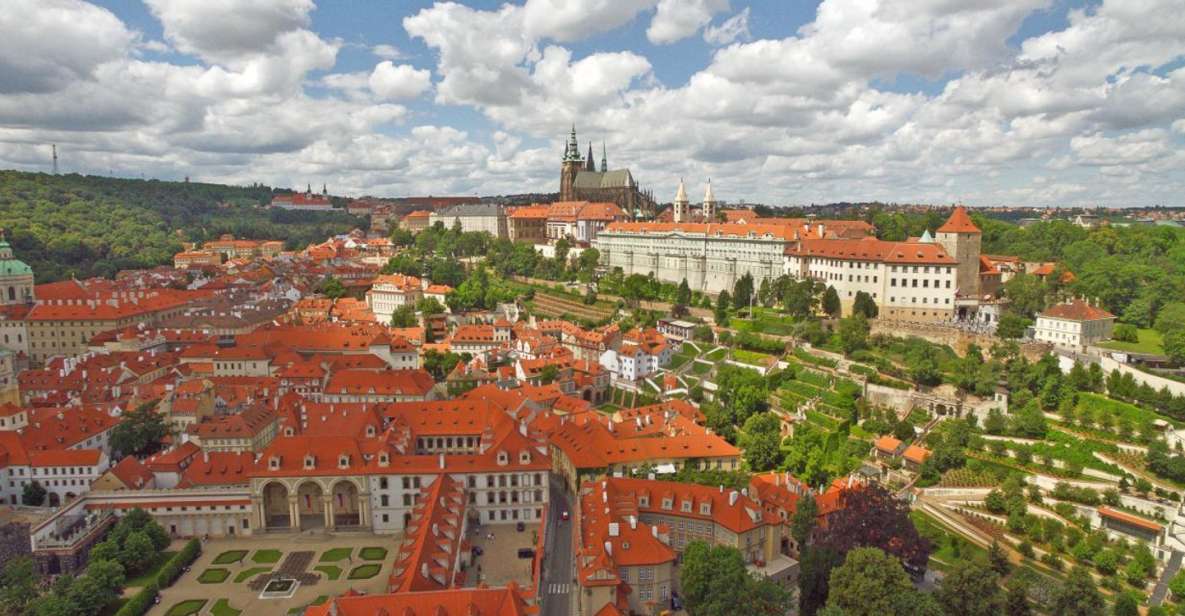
[594,202,996,323]
[559,126,656,218]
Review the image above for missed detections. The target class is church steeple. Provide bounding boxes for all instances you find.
[673,178,689,223]
[563,125,581,162]
[585,142,596,172]
[601,142,607,172]
[702,178,717,222]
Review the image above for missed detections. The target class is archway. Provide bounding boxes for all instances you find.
[331,481,360,527]
[296,482,325,529]
[48,492,60,507]
[262,482,291,528]
[582,389,592,402]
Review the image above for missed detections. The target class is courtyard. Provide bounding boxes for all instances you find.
[465,521,541,589]
[148,532,400,616]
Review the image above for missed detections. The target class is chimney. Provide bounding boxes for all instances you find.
[629,516,637,530]
[729,491,739,506]
[604,541,613,556]
[608,522,619,537]
[439,453,445,469]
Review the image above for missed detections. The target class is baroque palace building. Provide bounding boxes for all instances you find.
[594,202,993,323]
[559,126,656,218]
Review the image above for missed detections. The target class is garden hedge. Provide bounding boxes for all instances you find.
[157,538,202,588]
[114,581,158,616]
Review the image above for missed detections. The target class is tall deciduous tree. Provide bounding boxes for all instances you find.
[822,286,841,318]
[814,483,931,571]
[109,402,171,457]
[825,547,925,616]
[1050,566,1105,616]
[936,560,1004,616]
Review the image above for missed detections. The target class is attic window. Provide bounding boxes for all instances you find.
[269,456,280,470]
[699,502,711,516]
[303,455,315,469]
[366,425,376,437]
[497,451,508,466]
[284,427,294,437]
[661,498,673,510]
[519,451,530,464]
[379,452,389,466]
[639,495,649,507]
[681,500,693,513]
[338,454,350,469]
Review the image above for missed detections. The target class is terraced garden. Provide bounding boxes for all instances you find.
[528,291,615,322]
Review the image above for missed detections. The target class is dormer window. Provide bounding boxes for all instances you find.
[269,456,280,470]
[284,427,294,437]
[338,454,350,469]
[378,452,389,466]
[303,455,315,470]
[519,451,530,464]
[699,502,711,516]
[366,425,376,437]
[681,500,693,513]
[661,498,673,510]
[497,451,508,466]
[639,496,649,508]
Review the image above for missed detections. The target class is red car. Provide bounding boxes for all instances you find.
[561,510,570,521]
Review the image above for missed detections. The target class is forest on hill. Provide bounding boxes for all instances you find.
[0,171,365,281]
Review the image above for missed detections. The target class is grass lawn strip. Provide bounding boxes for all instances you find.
[124,550,177,587]
[165,600,207,616]
[359,546,388,561]
[251,549,283,564]
[198,568,230,584]
[347,564,381,579]
[232,566,272,583]
[319,547,353,562]
[211,599,242,616]
[314,565,342,581]
[212,550,248,565]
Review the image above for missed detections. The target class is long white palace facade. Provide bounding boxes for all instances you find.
[594,193,992,323]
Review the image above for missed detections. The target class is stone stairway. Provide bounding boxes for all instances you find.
[1150,549,1182,606]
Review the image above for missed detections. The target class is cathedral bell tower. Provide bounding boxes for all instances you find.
[560,125,583,202]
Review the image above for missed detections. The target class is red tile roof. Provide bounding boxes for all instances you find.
[323,369,435,397]
[936,206,981,234]
[304,586,531,616]
[790,237,956,264]
[1040,299,1115,321]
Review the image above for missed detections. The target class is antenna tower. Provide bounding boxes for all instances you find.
[52,144,59,175]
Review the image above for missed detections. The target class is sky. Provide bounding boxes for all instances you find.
[0,0,1183,207]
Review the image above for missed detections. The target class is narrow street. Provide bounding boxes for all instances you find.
[541,476,574,616]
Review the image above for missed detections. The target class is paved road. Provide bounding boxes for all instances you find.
[1150,549,1182,606]
[541,476,574,616]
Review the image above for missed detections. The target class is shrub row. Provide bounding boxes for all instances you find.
[114,582,157,616]
[157,538,202,588]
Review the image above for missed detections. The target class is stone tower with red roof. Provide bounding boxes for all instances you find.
[936,206,981,298]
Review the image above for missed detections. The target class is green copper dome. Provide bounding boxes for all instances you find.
[0,238,32,277]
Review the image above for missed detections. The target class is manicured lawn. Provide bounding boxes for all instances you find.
[668,351,695,369]
[197,568,230,584]
[319,547,353,562]
[125,550,177,587]
[315,565,342,581]
[233,566,272,583]
[212,550,248,565]
[211,599,242,616]
[1099,328,1164,355]
[910,510,988,571]
[359,547,388,561]
[166,600,207,616]
[733,348,774,365]
[252,549,283,564]
[690,360,713,375]
[347,564,381,579]
[703,348,727,361]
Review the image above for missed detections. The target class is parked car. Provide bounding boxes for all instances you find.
[517,548,535,559]
[561,510,570,521]
[516,521,525,532]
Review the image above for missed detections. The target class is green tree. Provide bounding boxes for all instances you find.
[791,493,819,550]
[852,291,878,318]
[825,547,919,616]
[988,539,1011,576]
[21,480,46,506]
[733,273,754,311]
[936,560,1004,616]
[415,297,445,316]
[1111,592,1138,616]
[1004,273,1047,318]
[120,531,155,575]
[997,312,1030,339]
[822,286,841,318]
[389,304,418,327]
[1164,330,1185,364]
[1051,566,1105,616]
[1004,575,1032,616]
[0,556,39,615]
[837,313,870,355]
[676,278,692,308]
[108,402,171,457]
[319,276,346,299]
[798,547,843,616]
[714,291,731,326]
[1155,302,1185,337]
[679,542,751,616]
[739,412,782,472]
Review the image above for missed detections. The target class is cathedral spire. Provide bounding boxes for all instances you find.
[563,124,581,162]
[601,141,607,172]
[585,141,596,172]
[704,178,715,204]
